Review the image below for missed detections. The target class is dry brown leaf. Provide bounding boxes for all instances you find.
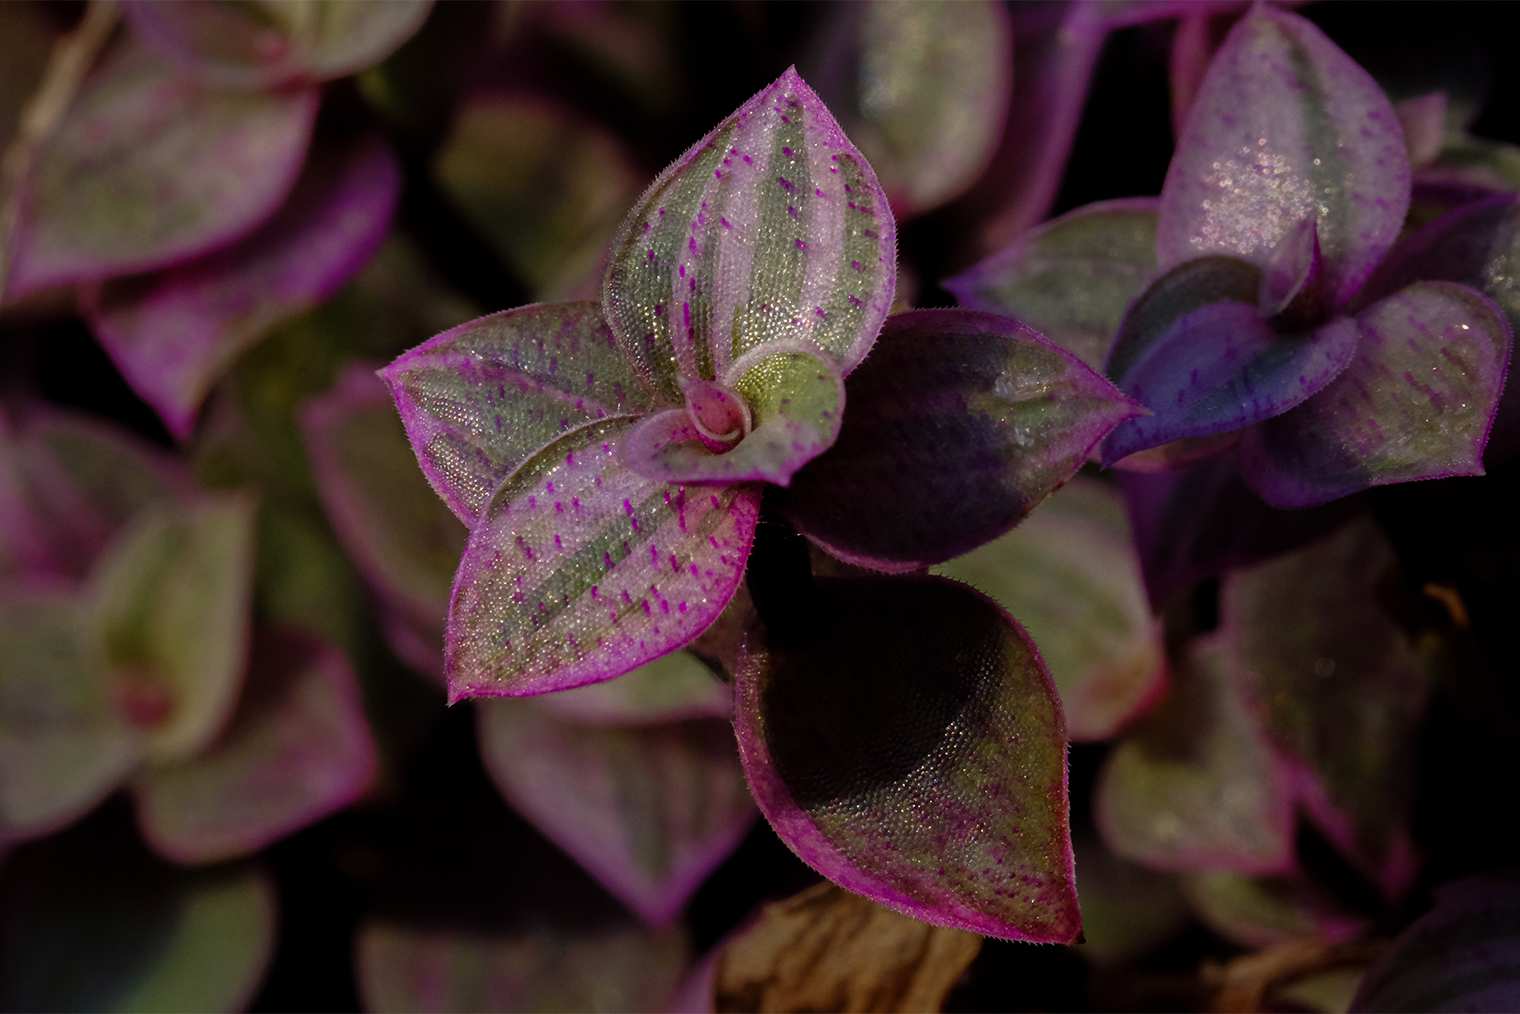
[1203,937,1385,1013]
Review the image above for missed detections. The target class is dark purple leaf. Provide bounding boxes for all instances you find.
[1103,254,1263,383]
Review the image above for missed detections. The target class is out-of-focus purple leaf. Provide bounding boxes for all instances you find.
[1240,281,1511,509]
[1091,0,1256,29]
[120,0,433,89]
[932,476,1165,742]
[82,131,400,441]
[1071,834,1190,967]
[1157,5,1409,312]
[355,920,688,1013]
[1351,870,1520,1012]
[133,628,376,864]
[380,302,658,526]
[0,590,140,842]
[944,198,1159,371]
[6,38,317,300]
[782,309,1144,572]
[83,494,256,762]
[1096,633,1294,875]
[0,2,55,156]
[435,95,644,302]
[602,67,896,406]
[447,418,760,701]
[537,649,730,726]
[734,575,1081,943]
[1180,870,1371,949]
[1221,517,1427,898]
[477,699,754,927]
[802,0,1011,217]
[1169,11,1237,141]
[1395,93,1448,169]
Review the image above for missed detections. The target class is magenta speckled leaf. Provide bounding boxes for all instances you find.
[6,38,317,299]
[132,628,376,864]
[537,649,731,727]
[447,419,759,701]
[1240,281,1512,508]
[477,699,754,926]
[1095,633,1293,875]
[120,0,433,89]
[1157,5,1409,312]
[380,302,658,525]
[1221,517,1428,898]
[781,308,1144,572]
[602,67,896,406]
[734,575,1080,943]
[83,131,400,440]
[1180,870,1371,949]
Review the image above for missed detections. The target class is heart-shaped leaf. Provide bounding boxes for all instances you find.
[1180,870,1371,949]
[83,130,400,440]
[6,38,317,299]
[447,419,760,700]
[932,476,1165,742]
[133,628,376,864]
[602,67,896,405]
[537,649,730,726]
[734,575,1080,942]
[782,308,1144,571]
[1096,632,1293,874]
[1239,281,1512,508]
[380,302,658,525]
[945,198,1159,370]
[120,0,433,89]
[1157,5,1409,311]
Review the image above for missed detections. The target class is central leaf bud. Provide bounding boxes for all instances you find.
[682,379,752,453]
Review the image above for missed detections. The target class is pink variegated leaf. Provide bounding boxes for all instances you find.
[120,0,433,89]
[734,575,1080,943]
[83,131,400,440]
[602,67,896,406]
[447,419,759,701]
[381,302,658,526]
[1096,632,1294,875]
[1240,281,1511,508]
[537,649,730,726]
[1179,870,1372,949]
[5,38,317,300]
[132,628,375,864]
[1158,5,1409,312]
[1221,517,1428,898]
[477,699,754,926]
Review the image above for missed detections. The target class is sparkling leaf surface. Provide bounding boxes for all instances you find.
[381,302,658,525]
[945,198,1159,370]
[1096,633,1293,874]
[1221,517,1428,897]
[932,476,1165,742]
[782,308,1144,571]
[6,38,317,298]
[1157,5,1409,311]
[133,628,376,864]
[1240,281,1511,508]
[734,575,1080,942]
[1180,870,1371,949]
[83,131,400,440]
[537,649,730,726]
[602,67,896,405]
[477,699,754,926]
[84,494,256,762]
[447,420,759,700]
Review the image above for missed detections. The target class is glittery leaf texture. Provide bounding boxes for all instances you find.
[5,37,317,299]
[781,308,1144,572]
[82,130,400,441]
[733,576,1080,943]
[119,0,433,90]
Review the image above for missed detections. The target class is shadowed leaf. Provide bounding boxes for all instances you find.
[1070,834,1190,967]
[1180,870,1371,950]
[537,649,730,726]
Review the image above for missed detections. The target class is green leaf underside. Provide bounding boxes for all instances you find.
[382,302,657,525]
[448,419,759,700]
[1071,835,1190,967]
[538,649,730,725]
[602,68,895,405]
[1180,870,1368,950]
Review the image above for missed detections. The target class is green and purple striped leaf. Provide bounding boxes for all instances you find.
[782,308,1145,572]
[477,699,754,926]
[83,131,399,441]
[132,628,376,864]
[1240,281,1512,508]
[1180,870,1372,949]
[734,575,1081,943]
[1096,633,1294,874]
[6,38,317,300]
[381,302,658,526]
[1158,5,1409,312]
[602,67,896,406]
